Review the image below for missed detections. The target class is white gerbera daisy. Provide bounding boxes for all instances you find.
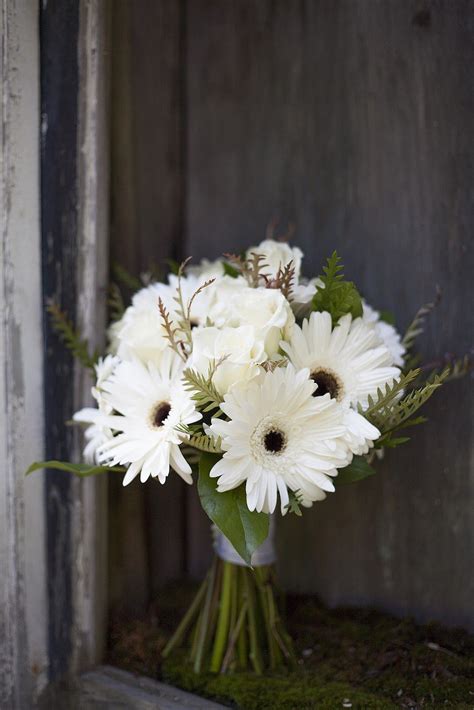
[362,301,406,367]
[281,312,401,454]
[97,350,201,486]
[208,365,352,514]
[73,354,120,464]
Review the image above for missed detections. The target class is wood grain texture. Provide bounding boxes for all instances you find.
[0,2,48,705]
[109,0,186,609]
[73,0,111,668]
[40,0,80,680]
[185,0,474,628]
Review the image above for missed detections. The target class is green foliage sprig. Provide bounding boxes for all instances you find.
[312,252,363,325]
[363,368,449,449]
[108,282,125,322]
[112,261,142,292]
[188,433,223,454]
[402,289,441,355]
[285,490,303,516]
[183,364,224,415]
[47,301,99,373]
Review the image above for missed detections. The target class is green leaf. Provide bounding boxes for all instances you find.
[312,251,363,325]
[222,261,241,278]
[379,436,411,449]
[198,453,269,566]
[336,456,376,485]
[379,309,396,326]
[26,460,124,477]
[166,258,181,276]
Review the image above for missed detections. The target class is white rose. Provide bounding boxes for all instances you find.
[189,325,266,394]
[206,275,248,327]
[246,239,303,281]
[225,286,295,356]
[187,257,225,281]
[113,282,171,363]
[111,272,224,363]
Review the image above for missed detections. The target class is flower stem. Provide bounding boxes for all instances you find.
[162,575,207,658]
[221,598,248,673]
[244,568,263,674]
[193,559,217,673]
[210,561,233,672]
[237,567,248,669]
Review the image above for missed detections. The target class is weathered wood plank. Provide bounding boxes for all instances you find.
[185,0,474,628]
[40,0,80,679]
[0,1,48,706]
[41,0,112,677]
[109,0,186,607]
[39,665,227,709]
[72,0,111,668]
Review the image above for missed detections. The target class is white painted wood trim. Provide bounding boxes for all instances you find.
[71,0,111,670]
[0,1,48,706]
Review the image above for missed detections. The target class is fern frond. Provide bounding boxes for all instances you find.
[361,369,420,425]
[402,289,441,351]
[158,297,187,362]
[47,302,99,372]
[285,489,303,516]
[378,368,449,437]
[448,354,473,380]
[263,261,296,299]
[108,283,125,322]
[183,365,224,414]
[112,262,142,291]
[186,278,215,321]
[187,433,223,454]
[312,251,363,324]
[261,358,288,372]
[223,251,268,288]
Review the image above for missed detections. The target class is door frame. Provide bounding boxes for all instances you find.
[0,1,110,705]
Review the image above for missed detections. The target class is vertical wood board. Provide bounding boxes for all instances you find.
[185,0,474,628]
[109,0,187,612]
[0,0,48,706]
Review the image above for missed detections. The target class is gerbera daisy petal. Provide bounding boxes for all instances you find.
[209,364,353,513]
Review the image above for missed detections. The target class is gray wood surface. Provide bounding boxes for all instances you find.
[39,665,226,709]
[111,0,473,629]
[0,2,48,705]
[109,0,186,610]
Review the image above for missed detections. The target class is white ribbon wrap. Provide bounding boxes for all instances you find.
[213,516,276,567]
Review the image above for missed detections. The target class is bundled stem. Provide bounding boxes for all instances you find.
[162,556,296,675]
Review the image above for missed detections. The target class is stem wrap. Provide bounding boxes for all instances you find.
[212,516,277,567]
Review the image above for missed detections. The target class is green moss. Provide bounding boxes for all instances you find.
[108,588,474,709]
[162,654,396,709]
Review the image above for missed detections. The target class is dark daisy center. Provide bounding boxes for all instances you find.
[152,401,171,428]
[264,429,285,454]
[311,369,340,399]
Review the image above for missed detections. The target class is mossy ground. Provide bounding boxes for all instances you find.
[108,583,474,709]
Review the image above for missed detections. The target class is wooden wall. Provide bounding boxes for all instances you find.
[110,0,473,630]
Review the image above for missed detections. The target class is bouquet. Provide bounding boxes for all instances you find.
[28,236,467,675]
